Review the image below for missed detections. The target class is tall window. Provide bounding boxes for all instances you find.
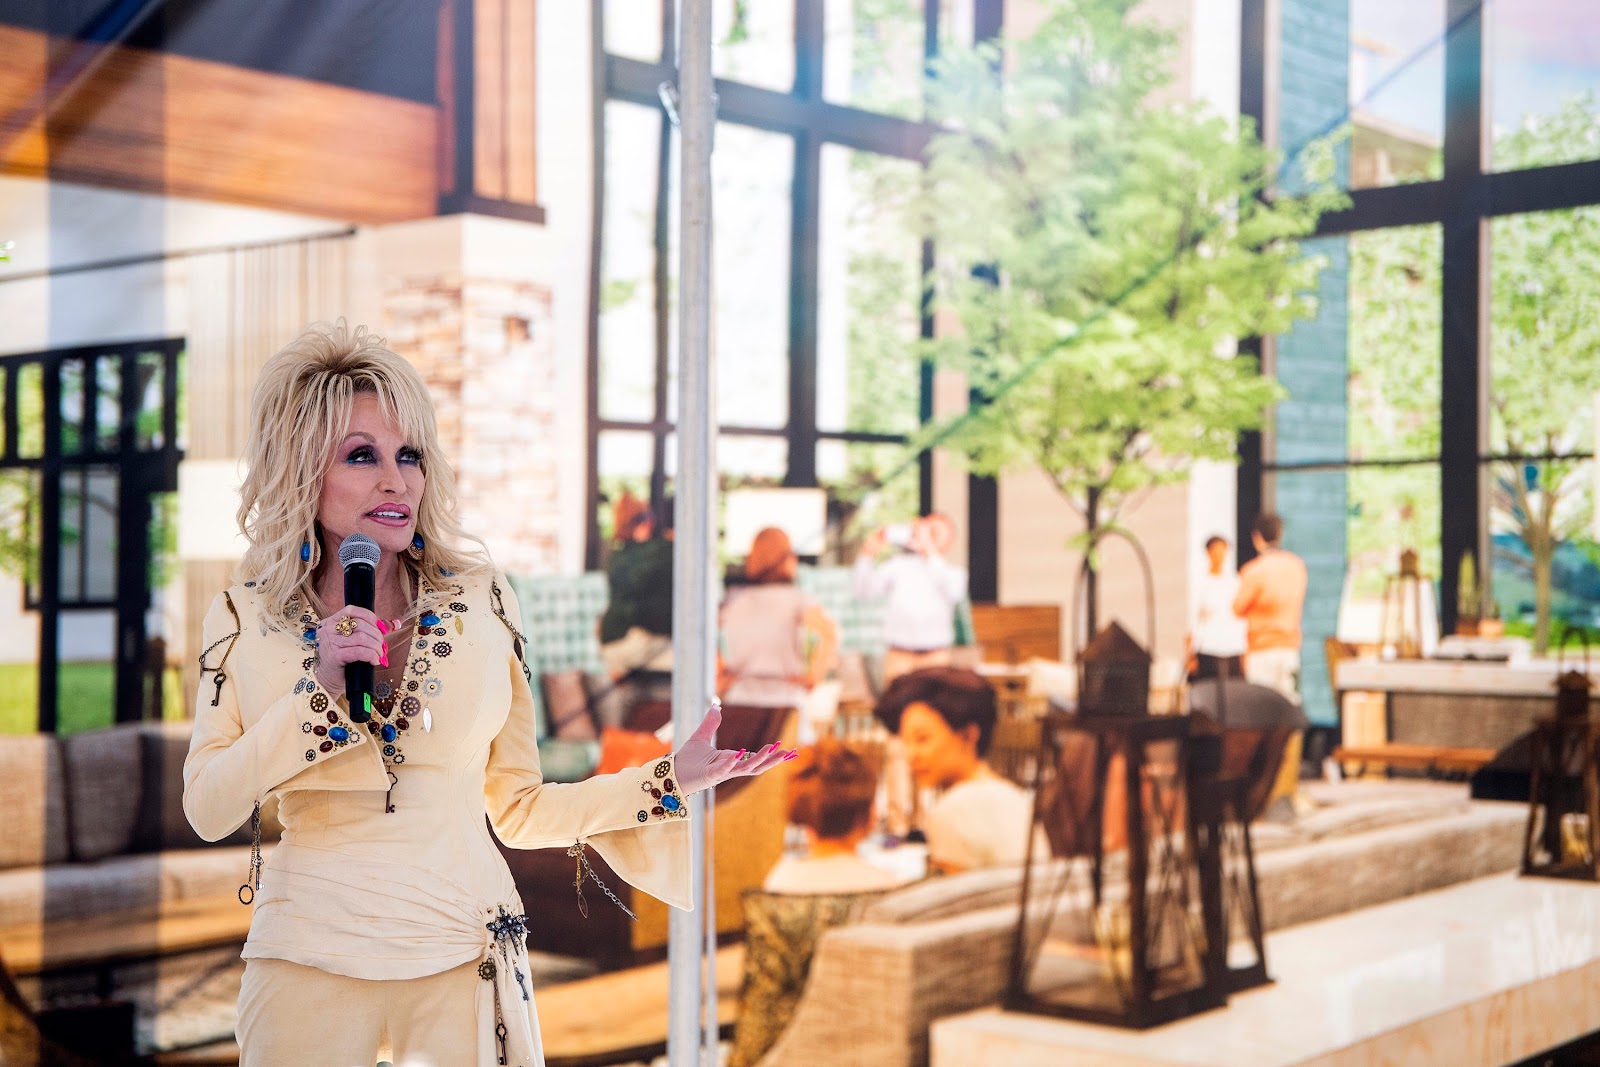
[591,2,965,567]
[1256,0,1600,726]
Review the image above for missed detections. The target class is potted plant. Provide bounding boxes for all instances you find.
[1456,552,1481,637]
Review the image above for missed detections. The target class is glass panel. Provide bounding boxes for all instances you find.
[597,430,656,546]
[600,101,663,423]
[716,434,787,486]
[1347,463,1442,602]
[1348,0,1445,188]
[816,438,919,562]
[1488,205,1600,650]
[817,146,923,435]
[173,349,188,452]
[823,0,928,119]
[59,610,116,735]
[95,355,121,453]
[1348,224,1441,461]
[1489,0,1600,172]
[713,0,795,92]
[603,0,664,61]
[709,123,793,429]
[59,358,86,455]
[59,467,82,603]
[17,363,43,459]
[1487,458,1599,645]
[82,466,120,602]
[136,351,165,450]
[12,470,42,608]
[0,365,7,453]
[937,0,974,51]
[0,594,39,732]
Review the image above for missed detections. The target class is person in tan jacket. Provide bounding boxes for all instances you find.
[183,322,792,1067]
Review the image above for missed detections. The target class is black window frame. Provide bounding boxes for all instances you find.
[586,0,1004,587]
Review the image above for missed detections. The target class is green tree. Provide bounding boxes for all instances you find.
[890,0,1343,629]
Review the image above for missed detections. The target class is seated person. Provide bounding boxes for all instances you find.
[764,741,913,894]
[874,667,1037,873]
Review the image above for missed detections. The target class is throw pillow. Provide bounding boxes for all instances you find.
[61,724,144,861]
[0,734,70,869]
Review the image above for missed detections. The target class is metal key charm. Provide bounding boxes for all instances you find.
[495,1021,508,1065]
[210,671,227,706]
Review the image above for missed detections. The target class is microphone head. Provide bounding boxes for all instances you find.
[338,533,382,571]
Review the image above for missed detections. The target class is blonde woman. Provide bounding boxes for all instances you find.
[182,322,792,1067]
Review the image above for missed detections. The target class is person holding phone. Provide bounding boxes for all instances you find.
[853,516,969,684]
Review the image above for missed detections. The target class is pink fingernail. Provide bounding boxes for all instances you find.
[782,752,797,761]
[377,619,390,635]
[738,750,747,759]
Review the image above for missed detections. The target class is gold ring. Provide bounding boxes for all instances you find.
[334,615,358,637]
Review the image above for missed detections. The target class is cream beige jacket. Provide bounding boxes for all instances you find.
[182,568,691,1066]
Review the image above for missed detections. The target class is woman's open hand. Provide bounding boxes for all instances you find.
[673,702,796,795]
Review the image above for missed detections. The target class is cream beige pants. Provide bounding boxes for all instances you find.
[238,957,481,1067]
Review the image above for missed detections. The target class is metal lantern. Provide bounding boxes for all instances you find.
[1008,712,1235,1028]
[1523,632,1599,880]
[1079,621,1152,717]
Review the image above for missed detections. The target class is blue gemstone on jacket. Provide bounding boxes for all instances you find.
[662,794,681,812]
[328,726,350,742]
[382,724,397,742]
[303,629,316,642]
[421,613,440,627]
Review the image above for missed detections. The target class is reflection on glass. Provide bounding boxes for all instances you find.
[713,0,795,91]
[600,102,662,423]
[604,0,664,61]
[1349,0,1444,188]
[710,124,793,429]
[59,609,116,734]
[823,0,927,118]
[96,356,121,453]
[1348,225,1440,461]
[1489,0,1600,172]
[818,146,923,436]
[817,439,919,561]
[18,363,43,459]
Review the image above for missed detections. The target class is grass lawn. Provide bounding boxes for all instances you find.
[0,661,186,735]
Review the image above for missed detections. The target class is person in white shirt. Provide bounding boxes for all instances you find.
[854,516,969,684]
[1187,534,1248,682]
[762,741,913,894]
[873,667,1038,874]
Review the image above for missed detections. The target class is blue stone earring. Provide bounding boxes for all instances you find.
[300,540,311,562]
[411,533,425,552]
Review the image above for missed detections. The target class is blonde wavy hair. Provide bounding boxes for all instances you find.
[236,321,490,613]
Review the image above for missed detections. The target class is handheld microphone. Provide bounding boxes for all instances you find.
[338,533,381,723]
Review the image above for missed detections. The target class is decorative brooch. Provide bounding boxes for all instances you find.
[637,759,687,823]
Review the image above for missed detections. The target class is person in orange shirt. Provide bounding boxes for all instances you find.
[1232,513,1308,704]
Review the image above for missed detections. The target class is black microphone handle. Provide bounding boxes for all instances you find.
[344,560,376,722]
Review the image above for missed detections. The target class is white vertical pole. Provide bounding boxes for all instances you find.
[669,0,717,1064]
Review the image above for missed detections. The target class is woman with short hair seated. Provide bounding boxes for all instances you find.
[763,740,911,894]
[874,666,1037,873]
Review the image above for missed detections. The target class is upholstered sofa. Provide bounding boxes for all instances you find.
[750,782,1528,1067]
[0,721,273,938]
